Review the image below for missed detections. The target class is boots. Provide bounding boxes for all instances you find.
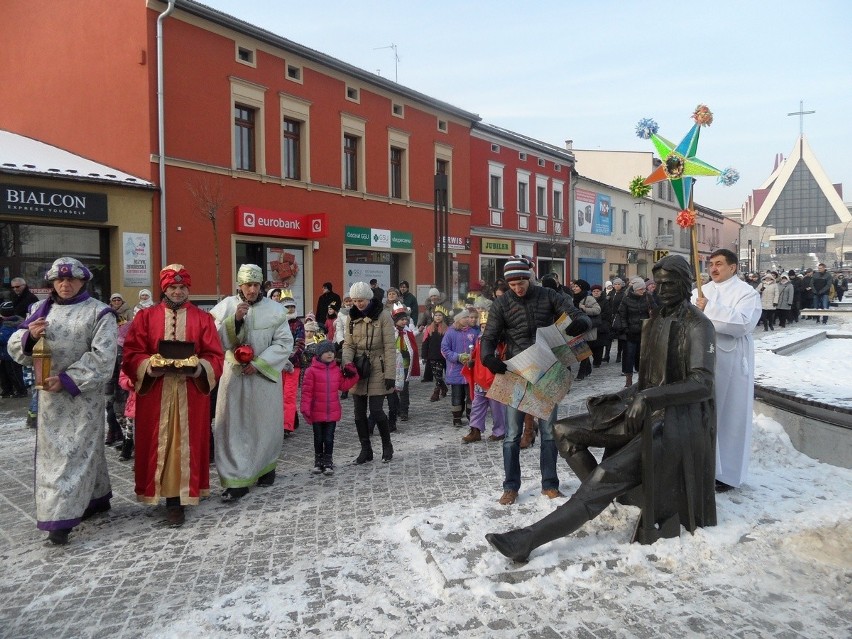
[376,417,393,463]
[388,410,398,433]
[354,418,374,464]
[485,498,590,562]
[439,381,448,397]
[452,409,464,427]
[624,374,633,388]
[462,427,481,443]
[322,455,334,476]
[119,437,134,461]
[519,414,537,449]
[430,387,441,402]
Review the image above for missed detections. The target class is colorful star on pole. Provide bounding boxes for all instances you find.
[642,122,722,211]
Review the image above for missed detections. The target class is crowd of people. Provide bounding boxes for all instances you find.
[6,250,845,549]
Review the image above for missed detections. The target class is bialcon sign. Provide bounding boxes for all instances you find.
[2,184,108,222]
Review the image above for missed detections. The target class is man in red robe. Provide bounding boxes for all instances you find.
[122,265,224,526]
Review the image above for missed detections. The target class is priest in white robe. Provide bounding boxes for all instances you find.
[692,249,761,490]
[211,264,293,501]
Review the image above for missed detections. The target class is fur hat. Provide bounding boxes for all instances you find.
[349,281,372,300]
[503,255,533,282]
[573,279,591,292]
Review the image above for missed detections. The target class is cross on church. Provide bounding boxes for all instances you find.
[787,100,815,136]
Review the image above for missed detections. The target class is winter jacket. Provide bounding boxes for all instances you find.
[117,369,137,418]
[480,283,589,360]
[287,317,305,368]
[421,322,448,361]
[759,281,779,310]
[440,325,480,385]
[616,290,655,342]
[811,270,833,296]
[395,327,420,379]
[776,281,794,310]
[299,358,358,423]
[315,289,341,323]
[608,289,626,337]
[11,286,39,319]
[400,290,419,325]
[341,299,396,396]
[594,294,613,340]
[333,307,349,345]
[576,294,601,339]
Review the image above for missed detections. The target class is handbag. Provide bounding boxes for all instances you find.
[352,353,372,379]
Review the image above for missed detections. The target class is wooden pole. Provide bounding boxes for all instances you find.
[689,188,703,298]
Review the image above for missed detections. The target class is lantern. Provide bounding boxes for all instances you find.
[32,337,52,390]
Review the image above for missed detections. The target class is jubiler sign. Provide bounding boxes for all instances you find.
[1,184,108,222]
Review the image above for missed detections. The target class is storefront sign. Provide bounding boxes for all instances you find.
[345,226,412,250]
[1,184,108,222]
[122,232,151,287]
[443,235,470,251]
[234,206,327,239]
[481,237,512,255]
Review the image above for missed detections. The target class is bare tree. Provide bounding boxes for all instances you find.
[187,177,226,300]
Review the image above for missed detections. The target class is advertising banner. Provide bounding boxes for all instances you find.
[122,232,151,286]
[575,189,613,236]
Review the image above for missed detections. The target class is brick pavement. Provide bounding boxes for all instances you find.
[0,355,848,638]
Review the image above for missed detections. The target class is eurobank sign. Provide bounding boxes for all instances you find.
[234,205,327,239]
[345,226,412,250]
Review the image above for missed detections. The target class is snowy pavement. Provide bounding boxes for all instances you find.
[1,318,850,639]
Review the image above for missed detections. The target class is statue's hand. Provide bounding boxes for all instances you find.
[624,394,648,435]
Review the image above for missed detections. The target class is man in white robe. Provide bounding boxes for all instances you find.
[211,264,293,501]
[692,249,761,490]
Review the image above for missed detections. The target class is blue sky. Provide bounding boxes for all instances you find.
[199,0,851,212]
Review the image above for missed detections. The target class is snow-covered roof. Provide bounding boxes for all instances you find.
[0,130,155,189]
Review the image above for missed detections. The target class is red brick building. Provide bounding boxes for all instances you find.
[2,0,479,312]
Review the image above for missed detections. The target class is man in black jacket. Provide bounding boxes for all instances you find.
[480,256,590,506]
[811,263,832,325]
[10,277,39,318]
[315,282,341,323]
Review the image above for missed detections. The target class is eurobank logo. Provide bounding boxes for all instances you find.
[234,206,327,239]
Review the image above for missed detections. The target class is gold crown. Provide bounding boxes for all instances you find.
[478,310,489,324]
[433,305,450,317]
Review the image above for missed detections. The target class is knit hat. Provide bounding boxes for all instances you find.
[237,264,263,285]
[0,301,16,318]
[605,280,613,289]
[349,281,372,300]
[110,292,124,302]
[591,284,603,292]
[540,274,560,291]
[612,277,624,286]
[504,255,533,282]
[573,279,590,292]
[428,287,440,298]
[315,340,336,357]
[46,257,93,282]
[629,276,646,291]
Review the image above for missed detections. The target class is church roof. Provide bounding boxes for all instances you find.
[752,135,850,226]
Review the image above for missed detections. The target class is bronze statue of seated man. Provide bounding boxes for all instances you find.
[486,254,717,562]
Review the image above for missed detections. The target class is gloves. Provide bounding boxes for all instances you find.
[565,319,587,337]
[282,361,294,373]
[483,354,507,375]
[342,362,357,378]
[384,378,396,391]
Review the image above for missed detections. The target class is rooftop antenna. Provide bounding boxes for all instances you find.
[374,43,399,82]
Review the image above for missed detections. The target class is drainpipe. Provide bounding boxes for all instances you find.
[157,0,176,267]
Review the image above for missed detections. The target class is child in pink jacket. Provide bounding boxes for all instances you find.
[117,369,137,461]
[300,340,359,475]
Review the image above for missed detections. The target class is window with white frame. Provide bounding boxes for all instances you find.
[517,170,530,214]
[488,161,504,210]
[638,213,646,238]
[341,113,366,191]
[388,128,410,200]
[230,77,266,174]
[536,175,548,217]
[552,180,564,220]
[280,93,311,182]
[622,209,629,235]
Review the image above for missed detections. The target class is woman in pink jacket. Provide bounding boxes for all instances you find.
[300,341,359,475]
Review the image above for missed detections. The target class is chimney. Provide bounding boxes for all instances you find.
[565,139,573,150]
